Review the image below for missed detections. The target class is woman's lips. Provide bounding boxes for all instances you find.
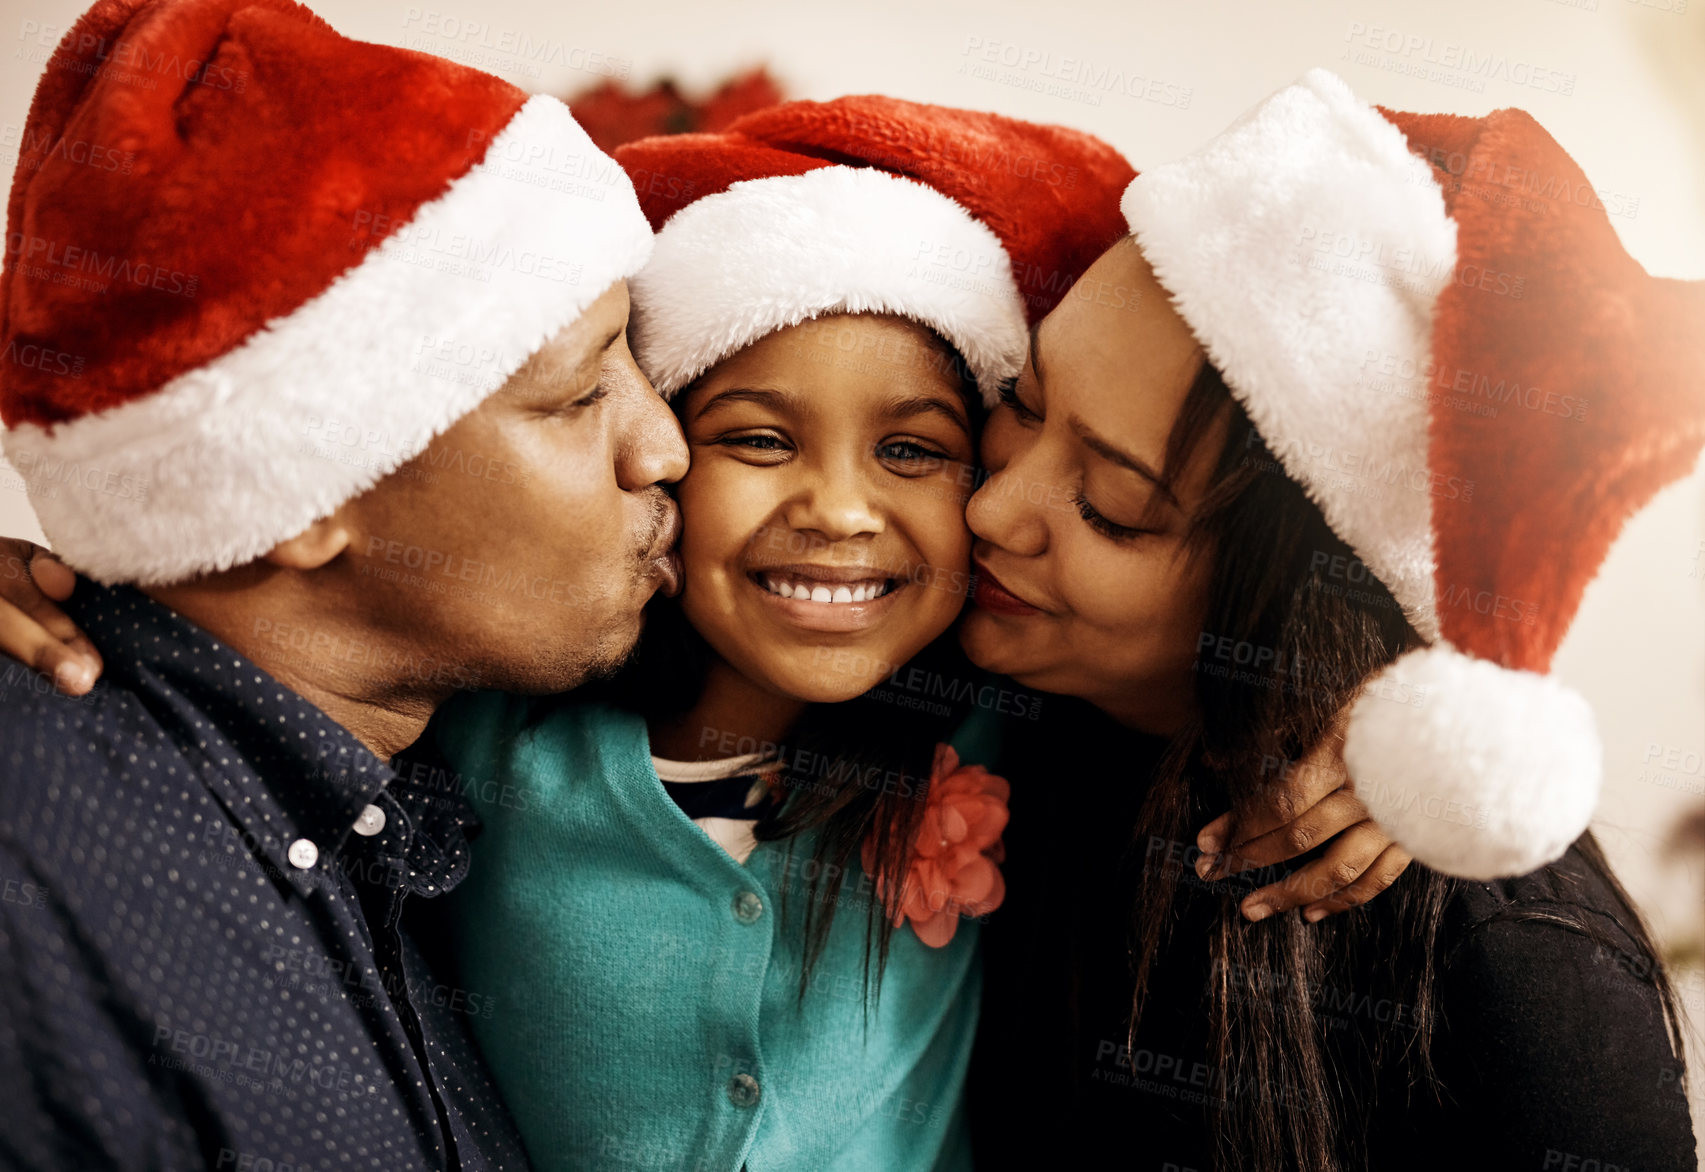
[972,561,1041,616]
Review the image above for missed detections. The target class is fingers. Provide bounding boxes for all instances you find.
[1188,707,1408,924]
[15,565,89,649]
[1194,812,1234,858]
[1198,790,1370,880]
[28,549,75,600]
[1195,703,1359,877]
[0,540,39,591]
[1220,727,1351,848]
[1301,845,1414,922]
[1237,820,1391,922]
[0,595,97,695]
[0,543,99,695]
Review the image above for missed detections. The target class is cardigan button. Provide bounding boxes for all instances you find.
[727,1072,761,1109]
[732,891,764,924]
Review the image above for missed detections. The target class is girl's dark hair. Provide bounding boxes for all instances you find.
[575,320,984,1002]
[1124,359,1687,1172]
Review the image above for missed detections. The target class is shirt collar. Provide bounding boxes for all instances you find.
[67,582,471,898]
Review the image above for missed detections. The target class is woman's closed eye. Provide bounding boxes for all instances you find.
[995,377,1041,423]
[1073,490,1153,541]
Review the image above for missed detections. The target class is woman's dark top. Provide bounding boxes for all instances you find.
[966,699,1697,1171]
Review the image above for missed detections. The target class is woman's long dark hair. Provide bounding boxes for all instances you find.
[1125,360,1688,1172]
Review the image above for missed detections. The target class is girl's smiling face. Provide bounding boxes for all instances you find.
[674,313,978,704]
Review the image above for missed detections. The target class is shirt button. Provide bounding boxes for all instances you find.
[727,1073,761,1109]
[287,838,319,869]
[732,891,764,924]
[352,804,387,837]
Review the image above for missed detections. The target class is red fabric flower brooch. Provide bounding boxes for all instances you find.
[862,744,1010,948]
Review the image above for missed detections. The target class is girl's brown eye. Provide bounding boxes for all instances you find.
[726,435,786,451]
[877,440,948,463]
[712,432,792,460]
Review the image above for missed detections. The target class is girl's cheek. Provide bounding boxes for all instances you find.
[926,506,976,587]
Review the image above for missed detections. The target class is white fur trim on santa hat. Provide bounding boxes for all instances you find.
[1344,642,1601,879]
[1121,69,1455,641]
[629,165,1027,399]
[4,94,655,586]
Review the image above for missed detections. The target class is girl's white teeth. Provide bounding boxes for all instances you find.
[762,575,889,603]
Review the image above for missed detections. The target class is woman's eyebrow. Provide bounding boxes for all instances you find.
[1072,420,1180,507]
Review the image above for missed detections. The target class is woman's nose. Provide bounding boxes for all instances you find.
[966,442,1051,558]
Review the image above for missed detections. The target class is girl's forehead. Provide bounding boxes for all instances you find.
[684,314,972,416]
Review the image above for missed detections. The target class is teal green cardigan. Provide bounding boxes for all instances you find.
[435,693,989,1172]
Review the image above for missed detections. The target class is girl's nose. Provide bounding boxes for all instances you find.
[783,464,885,544]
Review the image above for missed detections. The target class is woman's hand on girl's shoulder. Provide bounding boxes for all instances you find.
[0,538,101,694]
[1193,715,1412,924]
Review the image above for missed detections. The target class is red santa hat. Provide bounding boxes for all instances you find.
[1121,69,1705,878]
[0,0,654,585]
[612,95,1135,399]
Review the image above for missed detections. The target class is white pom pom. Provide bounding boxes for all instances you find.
[1343,643,1601,880]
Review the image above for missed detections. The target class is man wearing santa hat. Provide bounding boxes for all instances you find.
[0,0,683,1165]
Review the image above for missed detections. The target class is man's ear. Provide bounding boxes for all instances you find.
[262,511,354,571]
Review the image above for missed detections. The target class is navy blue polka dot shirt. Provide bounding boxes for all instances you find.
[0,581,530,1171]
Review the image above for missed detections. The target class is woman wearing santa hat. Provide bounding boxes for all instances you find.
[962,69,1700,1170]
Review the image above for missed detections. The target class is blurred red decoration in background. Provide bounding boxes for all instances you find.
[566,68,786,152]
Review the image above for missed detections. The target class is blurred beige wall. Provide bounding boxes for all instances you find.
[3,0,1704,1131]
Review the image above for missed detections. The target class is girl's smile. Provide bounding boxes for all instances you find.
[747,562,906,632]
